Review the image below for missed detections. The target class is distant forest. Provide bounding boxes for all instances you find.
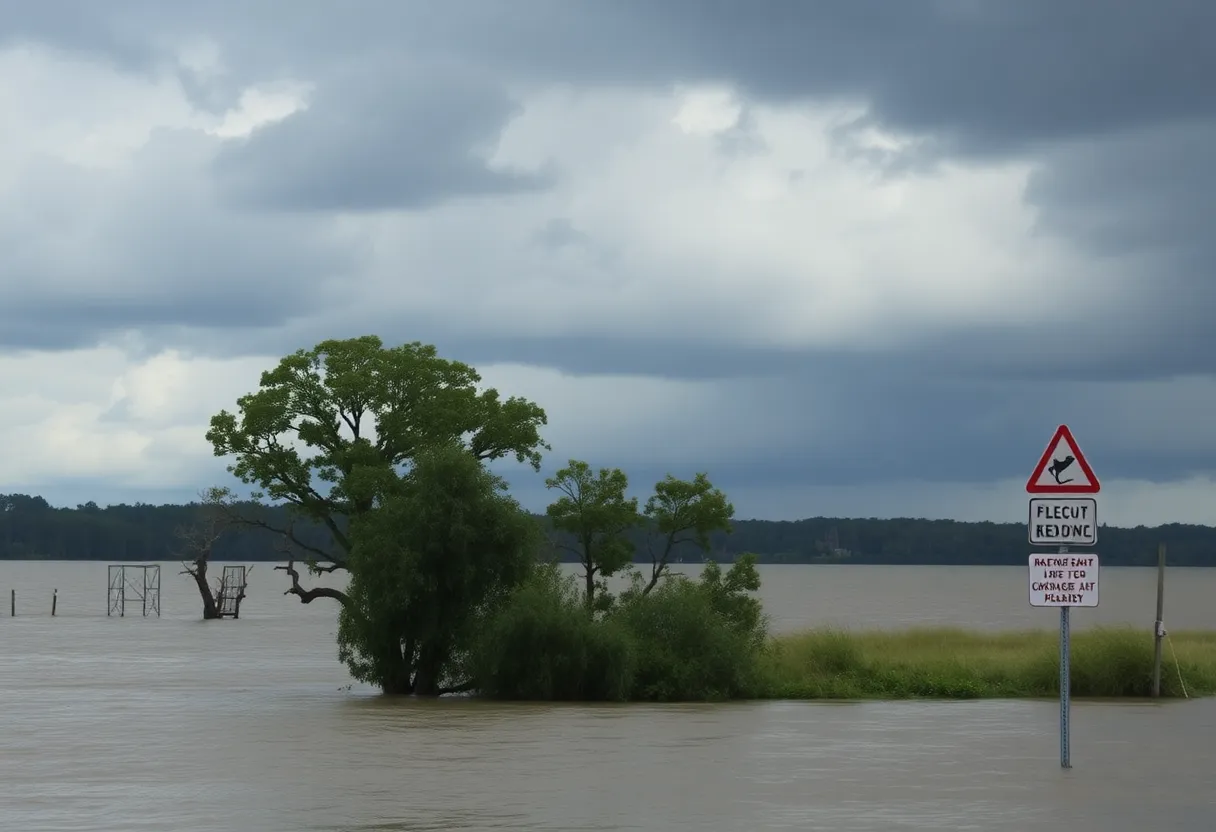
[0,493,1212,567]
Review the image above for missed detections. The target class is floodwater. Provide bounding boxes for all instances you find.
[1,561,1214,831]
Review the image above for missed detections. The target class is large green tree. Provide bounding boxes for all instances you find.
[544,460,639,611]
[337,445,539,695]
[205,335,549,605]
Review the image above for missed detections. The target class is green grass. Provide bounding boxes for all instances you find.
[759,626,1216,700]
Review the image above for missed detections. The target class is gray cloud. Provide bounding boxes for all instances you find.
[212,58,552,212]
[532,218,590,250]
[9,1,1214,148]
[0,130,355,350]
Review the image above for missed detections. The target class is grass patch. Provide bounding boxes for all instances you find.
[760,626,1216,700]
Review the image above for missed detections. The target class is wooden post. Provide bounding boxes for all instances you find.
[9,589,13,617]
[52,589,58,617]
[1152,543,1167,697]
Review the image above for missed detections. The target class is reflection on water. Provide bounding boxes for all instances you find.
[1,562,1215,831]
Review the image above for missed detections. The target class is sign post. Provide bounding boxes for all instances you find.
[1060,593,1070,768]
[1026,424,1101,770]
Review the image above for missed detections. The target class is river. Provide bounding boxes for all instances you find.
[1,561,1213,830]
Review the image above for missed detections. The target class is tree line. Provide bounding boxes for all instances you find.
[1,493,1211,567]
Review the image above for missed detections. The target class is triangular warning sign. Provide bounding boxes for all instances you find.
[1026,424,1100,494]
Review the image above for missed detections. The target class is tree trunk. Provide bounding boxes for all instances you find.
[412,642,448,697]
[643,562,664,596]
[191,558,221,620]
[412,667,438,697]
[584,563,596,611]
[378,638,415,695]
[380,671,415,695]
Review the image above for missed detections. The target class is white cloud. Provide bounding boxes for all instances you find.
[0,347,790,494]
[0,345,271,488]
[289,82,1119,353]
[0,43,202,171]
[205,82,312,139]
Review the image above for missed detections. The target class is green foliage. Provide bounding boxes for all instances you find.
[760,626,1216,699]
[472,557,769,701]
[639,472,734,590]
[544,460,639,610]
[695,553,765,646]
[468,564,635,701]
[337,445,540,695]
[614,560,769,701]
[204,335,549,568]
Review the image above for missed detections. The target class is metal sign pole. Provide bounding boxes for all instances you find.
[1059,544,1071,769]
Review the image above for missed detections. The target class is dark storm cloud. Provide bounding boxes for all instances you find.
[211,59,552,212]
[1027,122,1216,302]
[9,1,1215,210]
[5,0,1216,501]
[12,1,1214,150]
[545,0,1216,157]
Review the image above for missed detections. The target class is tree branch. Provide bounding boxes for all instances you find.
[437,680,476,696]
[215,503,346,569]
[272,529,350,606]
[275,559,350,606]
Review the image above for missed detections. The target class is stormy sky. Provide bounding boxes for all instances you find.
[1,0,1213,525]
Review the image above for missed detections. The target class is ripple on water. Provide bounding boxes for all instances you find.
[3,563,1216,831]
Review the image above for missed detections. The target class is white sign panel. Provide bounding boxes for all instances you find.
[1028,553,1100,608]
[1028,498,1098,546]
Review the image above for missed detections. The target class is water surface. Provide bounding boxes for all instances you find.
[1,562,1213,830]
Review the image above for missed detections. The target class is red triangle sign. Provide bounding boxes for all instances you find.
[1026,424,1100,494]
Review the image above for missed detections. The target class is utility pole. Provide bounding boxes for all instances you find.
[1152,543,1166,698]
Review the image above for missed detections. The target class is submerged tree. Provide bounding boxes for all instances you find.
[205,335,549,604]
[337,445,539,695]
[175,487,242,620]
[544,460,639,611]
[640,473,734,595]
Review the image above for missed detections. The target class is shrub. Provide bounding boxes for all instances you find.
[612,558,769,701]
[469,563,634,701]
[471,557,770,702]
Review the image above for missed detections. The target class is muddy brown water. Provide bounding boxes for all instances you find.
[1,562,1214,830]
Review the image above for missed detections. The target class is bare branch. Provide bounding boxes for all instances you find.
[215,503,346,569]
[275,559,350,606]
[170,491,229,563]
[273,528,350,606]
